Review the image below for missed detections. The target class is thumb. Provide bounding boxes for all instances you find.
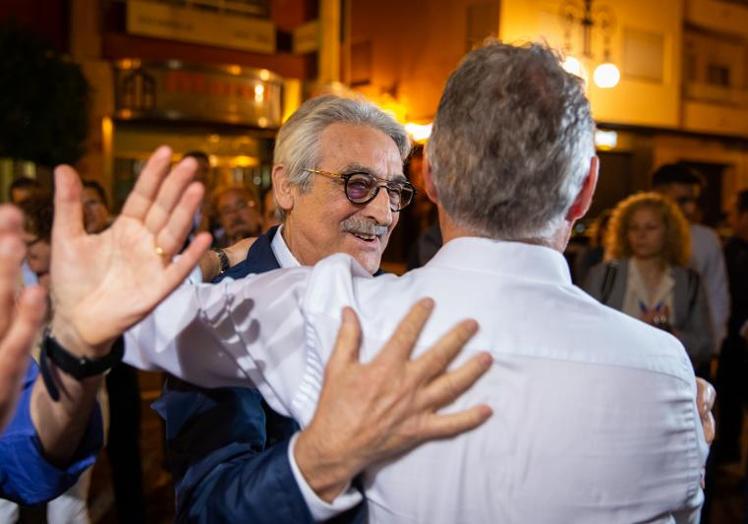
[53,165,86,241]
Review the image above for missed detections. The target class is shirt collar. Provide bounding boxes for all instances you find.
[271,224,302,269]
[425,237,572,285]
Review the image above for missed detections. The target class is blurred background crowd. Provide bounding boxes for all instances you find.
[2,0,748,522]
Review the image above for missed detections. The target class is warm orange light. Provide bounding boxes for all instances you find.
[404,122,433,143]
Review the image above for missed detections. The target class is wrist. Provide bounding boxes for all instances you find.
[294,427,360,502]
[49,315,115,359]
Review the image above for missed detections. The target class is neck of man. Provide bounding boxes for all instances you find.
[280,219,323,268]
[438,206,573,253]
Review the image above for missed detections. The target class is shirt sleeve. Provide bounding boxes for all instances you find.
[124,266,312,410]
[288,433,363,520]
[701,230,730,345]
[0,360,102,504]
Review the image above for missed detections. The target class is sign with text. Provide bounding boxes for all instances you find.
[114,60,283,127]
[127,0,275,54]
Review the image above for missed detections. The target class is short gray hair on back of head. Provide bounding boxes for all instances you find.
[274,94,411,194]
[427,40,595,242]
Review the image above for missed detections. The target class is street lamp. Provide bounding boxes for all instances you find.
[560,0,620,89]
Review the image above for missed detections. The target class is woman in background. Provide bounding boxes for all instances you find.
[584,192,714,378]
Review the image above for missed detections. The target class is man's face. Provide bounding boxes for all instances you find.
[216,189,262,241]
[658,183,700,223]
[282,123,403,274]
[82,187,111,234]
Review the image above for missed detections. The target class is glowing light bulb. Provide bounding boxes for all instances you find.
[593,62,620,88]
[562,56,588,83]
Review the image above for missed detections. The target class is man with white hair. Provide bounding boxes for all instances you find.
[49,42,708,522]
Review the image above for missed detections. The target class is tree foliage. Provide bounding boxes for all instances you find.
[0,22,90,167]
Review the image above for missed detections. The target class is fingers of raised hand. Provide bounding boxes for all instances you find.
[0,205,23,235]
[145,157,200,236]
[328,307,363,370]
[378,298,435,364]
[154,182,205,256]
[695,378,716,415]
[120,146,173,220]
[416,351,492,411]
[0,235,26,337]
[53,165,86,239]
[695,377,716,445]
[411,319,479,383]
[417,404,493,442]
[0,286,46,378]
[161,231,212,293]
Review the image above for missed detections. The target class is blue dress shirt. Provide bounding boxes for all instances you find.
[0,359,102,504]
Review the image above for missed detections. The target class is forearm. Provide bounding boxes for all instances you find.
[29,370,102,466]
[198,249,222,282]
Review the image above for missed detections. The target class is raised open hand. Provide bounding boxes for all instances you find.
[0,205,47,431]
[50,146,212,356]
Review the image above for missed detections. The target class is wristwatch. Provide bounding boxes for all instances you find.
[40,332,124,401]
[212,248,230,276]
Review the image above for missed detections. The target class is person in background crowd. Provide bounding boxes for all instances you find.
[714,189,748,464]
[81,180,113,234]
[0,204,103,507]
[573,209,611,285]
[80,180,147,523]
[10,176,44,286]
[584,192,714,376]
[212,185,263,247]
[9,176,42,206]
[262,189,281,232]
[652,163,729,352]
[183,151,212,238]
[0,195,96,524]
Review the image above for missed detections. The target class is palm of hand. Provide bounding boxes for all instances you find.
[53,216,176,346]
[49,148,211,355]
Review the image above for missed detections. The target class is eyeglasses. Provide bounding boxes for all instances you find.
[305,168,415,212]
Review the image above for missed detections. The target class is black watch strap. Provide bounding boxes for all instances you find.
[42,333,124,382]
[213,248,230,275]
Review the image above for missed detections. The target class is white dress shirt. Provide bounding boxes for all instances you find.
[690,223,729,348]
[125,238,707,523]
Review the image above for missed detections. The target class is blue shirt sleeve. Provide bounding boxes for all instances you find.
[0,359,103,504]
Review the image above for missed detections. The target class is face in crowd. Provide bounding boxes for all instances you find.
[627,205,666,261]
[215,188,263,242]
[658,182,700,223]
[82,186,111,234]
[278,122,407,274]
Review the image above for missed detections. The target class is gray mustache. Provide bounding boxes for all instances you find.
[341,217,388,237]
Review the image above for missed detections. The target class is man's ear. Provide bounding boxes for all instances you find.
[422,153,439,204]
[272,165,295,213]
[566,156,599,221]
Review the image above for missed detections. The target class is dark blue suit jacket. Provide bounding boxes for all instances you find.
[156,226,366,523]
